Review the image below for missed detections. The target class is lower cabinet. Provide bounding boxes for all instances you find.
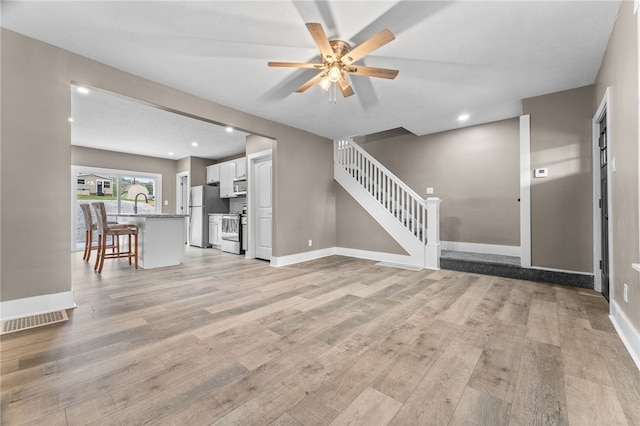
[208,214,223,247]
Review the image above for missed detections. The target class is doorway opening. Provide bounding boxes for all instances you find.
[592,88,612,299]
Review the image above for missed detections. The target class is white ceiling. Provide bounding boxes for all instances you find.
[71,86,249,160]
[2,0,622,157]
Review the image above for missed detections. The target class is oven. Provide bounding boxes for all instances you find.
[221,214,242,254]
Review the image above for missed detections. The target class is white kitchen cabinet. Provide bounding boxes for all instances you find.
[214,156,246,198]
[208,214,223,247]
[206,164,220,184]
[219,161,236,198]
[235,157,247,179]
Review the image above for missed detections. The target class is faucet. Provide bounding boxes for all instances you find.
[134,192,148,214]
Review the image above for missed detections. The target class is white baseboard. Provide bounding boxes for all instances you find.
[441,241,520,257]
[0,290,76,321]
[610,299,640,372]
[336,247,421,269]
[529,265,593,276]
[271,247,336,267]
[271,246,422,269]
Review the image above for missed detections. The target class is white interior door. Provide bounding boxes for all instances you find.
[254,157,272,260]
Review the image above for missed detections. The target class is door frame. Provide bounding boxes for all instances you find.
[592,88,613,294]
[519,115,532,268]
[246,149,273,261]
[176,171,190,244]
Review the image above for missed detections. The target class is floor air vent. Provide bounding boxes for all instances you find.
[1,310,69,335]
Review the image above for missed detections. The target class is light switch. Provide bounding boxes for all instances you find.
[164,200,169,206]
[426,187,434,195]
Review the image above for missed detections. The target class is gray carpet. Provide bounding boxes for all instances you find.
[439,250,594,289]
[441,250,521,266]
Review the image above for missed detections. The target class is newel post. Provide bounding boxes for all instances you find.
[425,197,441,270]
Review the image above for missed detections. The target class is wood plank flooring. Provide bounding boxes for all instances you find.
[2,248,639,425]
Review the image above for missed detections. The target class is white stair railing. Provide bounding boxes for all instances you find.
[334,138,441,269]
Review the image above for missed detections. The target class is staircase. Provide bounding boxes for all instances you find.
[334,138,441,270]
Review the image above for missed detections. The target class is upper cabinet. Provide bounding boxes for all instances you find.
[234,158,246,180]
[219,161,236,198]
[209,157,246,198]
[206,164,220,184]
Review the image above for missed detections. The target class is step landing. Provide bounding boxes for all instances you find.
[440,250,594,289]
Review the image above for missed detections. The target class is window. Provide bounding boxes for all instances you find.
[73,166,162,249]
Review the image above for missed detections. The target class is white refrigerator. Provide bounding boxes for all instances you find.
[189,185,229,247]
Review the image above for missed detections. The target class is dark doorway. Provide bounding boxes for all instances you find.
[599,114,609,301]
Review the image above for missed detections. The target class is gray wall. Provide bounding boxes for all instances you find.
[1,29,335,303]
[189,156,216,187]
[346,118,520,248]
[176,157,190,174]
[594,1,639,337]
[276,133,336,254]
[246,134,274,155]
[522,85,595,273]
[335,185,406,254]
[72,146,178,211]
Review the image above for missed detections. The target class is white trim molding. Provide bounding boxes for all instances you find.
[246,149,273,261]
[270,246,421,269]
[520,115,532,268]
[271,247,336,267]
[0,290,76,321]
[529,266,593,276]
[610,299,640,372]
[592,88,612,293]
[441,241,521,257]
[337,247,421,269]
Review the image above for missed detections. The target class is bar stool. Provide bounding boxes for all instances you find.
[91,202,139,273]
[79,203,120,262]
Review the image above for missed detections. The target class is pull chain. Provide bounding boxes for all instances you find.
[329,82,337,104]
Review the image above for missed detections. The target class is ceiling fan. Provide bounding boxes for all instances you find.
[268,23,398,98]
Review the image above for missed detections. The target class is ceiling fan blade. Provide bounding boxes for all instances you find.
[338,78,355,97]
[268,61,324,69]
[306,23,336,63]
[341,28,395,65]
[295,72,325,93]
[345,65,399,79]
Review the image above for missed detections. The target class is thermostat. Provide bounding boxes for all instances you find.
[534,168,549,178]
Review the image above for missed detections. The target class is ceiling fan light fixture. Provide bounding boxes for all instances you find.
[268,23,397,99]
[319,77,331,91]
[328,65,342,83]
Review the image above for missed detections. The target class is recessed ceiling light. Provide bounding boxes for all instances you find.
[168,152,174,156]
[68,117,74,123]
[458,113,470,122]
[191,142,198,147]
[226,126,233,133]
[76,87,90,95]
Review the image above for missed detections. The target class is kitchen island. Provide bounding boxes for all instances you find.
[115,214,187,269]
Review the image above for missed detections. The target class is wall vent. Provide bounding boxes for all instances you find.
[1,310,69,335]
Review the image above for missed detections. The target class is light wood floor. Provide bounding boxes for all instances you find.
[2,248,639,425]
